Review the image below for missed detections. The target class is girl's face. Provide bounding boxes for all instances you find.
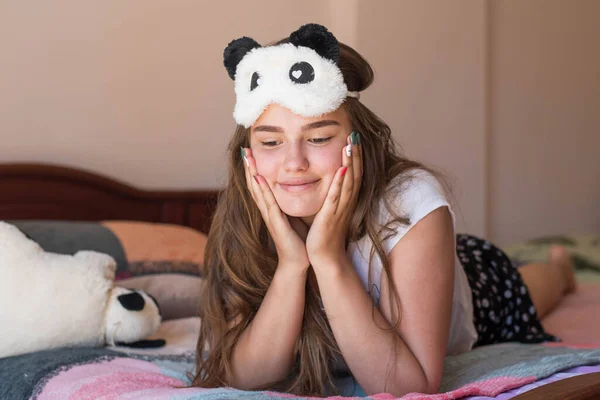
[250,104,352,223]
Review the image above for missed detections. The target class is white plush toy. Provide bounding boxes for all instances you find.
[0,221,163,358]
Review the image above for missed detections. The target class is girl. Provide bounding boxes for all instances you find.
[192,24,576,397]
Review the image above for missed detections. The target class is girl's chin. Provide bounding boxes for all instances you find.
[275,192,327,219]
[280,204,321,219]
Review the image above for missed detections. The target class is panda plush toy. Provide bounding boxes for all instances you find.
[0,221,163,359]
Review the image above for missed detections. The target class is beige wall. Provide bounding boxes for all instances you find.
[489,0,600,245]
[356,0,487,238]
[1,1,598,245]
[0,0,333,189]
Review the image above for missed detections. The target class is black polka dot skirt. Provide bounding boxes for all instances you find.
[456,234,560,347]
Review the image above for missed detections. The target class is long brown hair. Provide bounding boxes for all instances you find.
[192,40,455,396]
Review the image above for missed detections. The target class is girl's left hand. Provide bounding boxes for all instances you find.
[306,132,363,268]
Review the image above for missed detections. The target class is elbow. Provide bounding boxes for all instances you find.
[405,379,440,397]
[229,364,289,392]
[364,375,441,398]
[230,373,284,392]
[394,372,443,397]
[424,378,441,395]
[419,360,443,394]
[422,371,442,395]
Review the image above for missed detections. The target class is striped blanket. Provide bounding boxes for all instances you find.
[1,317,599,400]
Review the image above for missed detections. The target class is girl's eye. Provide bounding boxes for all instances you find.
[309,137,332,144]
[260,137,332,147]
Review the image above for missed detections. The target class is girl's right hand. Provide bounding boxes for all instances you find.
[242,147,310,271]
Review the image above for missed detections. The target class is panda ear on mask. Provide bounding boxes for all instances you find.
[222,24,339,81]
[288,23,340,64]
[223,37,262,80]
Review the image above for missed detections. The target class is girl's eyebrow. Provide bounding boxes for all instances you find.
[252,125,283,133]
[252,119,341,134]
[301,119,340,132]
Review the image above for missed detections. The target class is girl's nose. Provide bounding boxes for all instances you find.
[283,143,309,172]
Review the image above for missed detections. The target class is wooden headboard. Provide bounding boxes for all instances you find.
[0,163,221,235]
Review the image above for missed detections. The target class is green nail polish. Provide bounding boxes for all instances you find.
[350,131,357,145]
[356,131,361,145]
[240,147,246,159]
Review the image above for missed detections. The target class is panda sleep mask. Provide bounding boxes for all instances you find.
[223,23,359,128]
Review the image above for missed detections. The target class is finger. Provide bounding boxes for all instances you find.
[243,148,269,219]
[242,147,254,195]
[320,165,347,217]
[242,148,257,200]
[338,140,354,213]
[253,174,277,216]
[243,147,260,207]
[354,131,363,193]
[244,149,295,238]
[244,151,283,220]
[253,174,293,234]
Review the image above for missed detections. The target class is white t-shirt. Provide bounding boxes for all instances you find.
[346,169,478,355]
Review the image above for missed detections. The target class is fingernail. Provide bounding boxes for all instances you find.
[345,144,352,157]
[350,131,357,145]
[241,147,249,166]
[356,131,361,145]
[253,175,259,184]
[341,167,348,176]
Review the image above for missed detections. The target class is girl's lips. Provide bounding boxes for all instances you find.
[279,179,320,192]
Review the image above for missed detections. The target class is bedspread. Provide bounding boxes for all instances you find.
[1,318,599,400]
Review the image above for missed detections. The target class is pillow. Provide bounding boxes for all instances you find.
[102,221,206,279]
[8,220,207,319]
[503,233,600,284]
[8,220,129,271]
[104,221,207,319]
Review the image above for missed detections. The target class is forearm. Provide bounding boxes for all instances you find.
[313,260,432,396]
[230,263,308,389]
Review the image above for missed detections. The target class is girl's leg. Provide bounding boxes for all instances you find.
[518,245,577,319]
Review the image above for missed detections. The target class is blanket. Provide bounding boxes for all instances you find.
[2,340,600,400]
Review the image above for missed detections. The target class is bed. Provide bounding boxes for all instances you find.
[0,163,599,400]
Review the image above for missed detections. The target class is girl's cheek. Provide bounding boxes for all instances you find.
[253,152,274,177]
[254,157,264,176]
[320,145,344,169]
